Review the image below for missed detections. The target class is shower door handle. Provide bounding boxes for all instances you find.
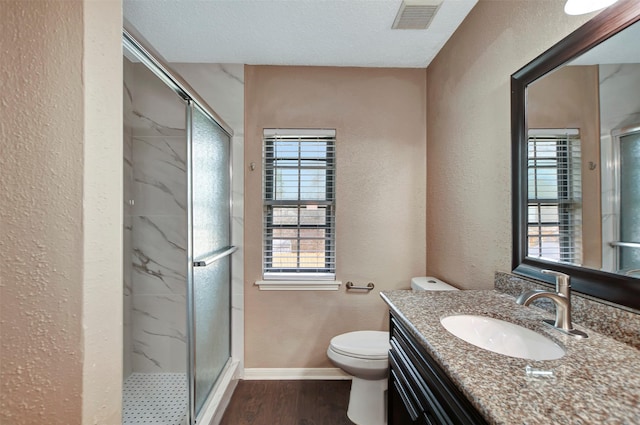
[609,241,640,249]
[193,246,237,267]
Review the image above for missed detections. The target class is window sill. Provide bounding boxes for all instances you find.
[255,280,342,291]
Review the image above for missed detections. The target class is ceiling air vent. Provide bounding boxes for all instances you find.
[392,0,442,30]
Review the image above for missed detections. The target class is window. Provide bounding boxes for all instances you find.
[527,129,582,264]
[262,129,336,281]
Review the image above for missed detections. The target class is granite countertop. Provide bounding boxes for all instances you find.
[380,290,640,425]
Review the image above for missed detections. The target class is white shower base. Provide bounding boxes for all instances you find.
[123,373,188,425]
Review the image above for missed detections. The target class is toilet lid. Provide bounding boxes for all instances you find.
[330,331,390,360]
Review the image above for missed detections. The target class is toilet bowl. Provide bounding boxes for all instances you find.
[328,277,458,425]
[327,331,390,425]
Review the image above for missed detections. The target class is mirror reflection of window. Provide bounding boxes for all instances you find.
[525,64,601,269]
[527,129,583,265]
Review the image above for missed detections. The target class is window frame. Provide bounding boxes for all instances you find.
[261,129,337,282]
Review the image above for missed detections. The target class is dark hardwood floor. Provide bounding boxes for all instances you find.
[220,380,355,425]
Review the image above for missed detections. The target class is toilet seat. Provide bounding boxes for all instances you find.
[329,331,390,360]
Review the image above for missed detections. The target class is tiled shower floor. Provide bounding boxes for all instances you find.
[123,373,188,425]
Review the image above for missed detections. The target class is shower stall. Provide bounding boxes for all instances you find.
[122,31,237,425]
[608,125,640,274]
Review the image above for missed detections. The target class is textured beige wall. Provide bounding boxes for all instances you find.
[245,66,426,368]
[1,2,85,423]
[426,0,595,289]
[527,65,602,268]
[0,1,122,423]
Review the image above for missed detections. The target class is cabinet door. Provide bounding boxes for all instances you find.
[389,374,430,425]
[389,313,488,425]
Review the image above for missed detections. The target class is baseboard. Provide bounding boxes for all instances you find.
[243,367,352,380]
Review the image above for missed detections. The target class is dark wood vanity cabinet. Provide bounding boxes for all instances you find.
[388,313,488,425]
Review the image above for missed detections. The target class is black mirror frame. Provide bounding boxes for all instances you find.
[511,0,640,311]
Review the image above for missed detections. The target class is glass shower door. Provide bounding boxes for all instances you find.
[188,103,233,420]
[616,128,640,273]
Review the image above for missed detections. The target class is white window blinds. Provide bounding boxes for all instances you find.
[527,129,583,264]
[263,129,336,280]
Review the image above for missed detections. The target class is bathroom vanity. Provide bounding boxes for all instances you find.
[389,312,487,424]
[381,289,640,424]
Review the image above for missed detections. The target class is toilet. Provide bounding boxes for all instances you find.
[327,277,458,425]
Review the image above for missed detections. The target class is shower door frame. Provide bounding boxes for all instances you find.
[123,29,236,425]
[609,124,640,274]
[186,100,235,422]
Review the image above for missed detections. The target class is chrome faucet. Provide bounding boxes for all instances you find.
[516,270,588,338]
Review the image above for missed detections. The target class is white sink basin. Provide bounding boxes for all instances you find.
[440,315,565,361]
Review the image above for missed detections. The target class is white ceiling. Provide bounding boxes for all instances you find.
[123,0,478,68]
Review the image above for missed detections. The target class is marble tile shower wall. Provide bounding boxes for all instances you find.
[123,61,245,376]
[126,61,189,374]
[599,64,640,134]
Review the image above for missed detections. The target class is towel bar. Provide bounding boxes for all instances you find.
[345,281,374,291]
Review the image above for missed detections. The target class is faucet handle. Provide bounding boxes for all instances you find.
[541,270,570,295]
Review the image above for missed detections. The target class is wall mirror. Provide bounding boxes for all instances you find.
[512,0,640,311]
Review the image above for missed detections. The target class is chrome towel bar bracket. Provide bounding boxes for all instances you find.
[345,281,374,291]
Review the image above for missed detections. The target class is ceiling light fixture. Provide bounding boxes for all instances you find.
[564,0,619,15]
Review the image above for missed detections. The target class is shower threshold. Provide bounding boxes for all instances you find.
[123,373,188,425]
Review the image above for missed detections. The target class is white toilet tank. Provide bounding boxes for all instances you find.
[411,276,458,291]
